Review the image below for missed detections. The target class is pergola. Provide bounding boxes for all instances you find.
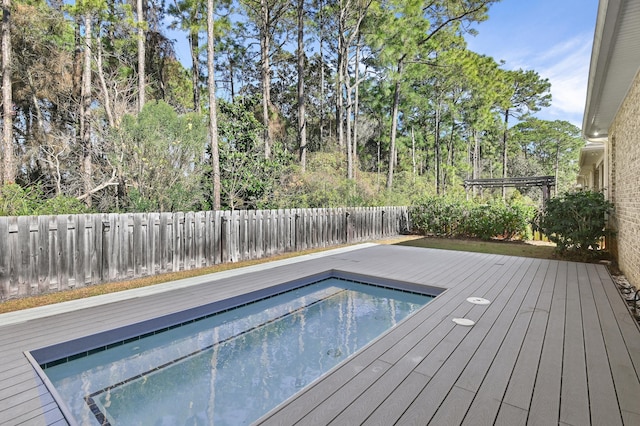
[463,176,556,202]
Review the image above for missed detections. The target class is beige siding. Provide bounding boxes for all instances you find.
[609,68,640,290]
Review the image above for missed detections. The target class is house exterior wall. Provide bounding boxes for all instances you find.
[579,157,605,191]
[609,68,640,290]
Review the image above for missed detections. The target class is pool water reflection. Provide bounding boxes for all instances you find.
[43,278,433,425]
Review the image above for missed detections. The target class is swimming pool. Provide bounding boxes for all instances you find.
[29,273,437,425]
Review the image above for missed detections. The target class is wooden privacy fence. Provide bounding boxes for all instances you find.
[0,206,409,299]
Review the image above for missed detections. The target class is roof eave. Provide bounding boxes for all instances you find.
[582,0,640,142]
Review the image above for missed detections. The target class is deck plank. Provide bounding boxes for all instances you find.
[457,261,548,425]
[560,262,590,425]
[501,261,557,411]
[580,263,623,425]
[527,260,567,425]
[594,265,640,372]
[590,264,640,420]
[494,403,528,426]
[427,385,476,426]
[1,245,639,425]
[396,258,539,424]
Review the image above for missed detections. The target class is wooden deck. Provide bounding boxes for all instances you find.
[1,244,639,425]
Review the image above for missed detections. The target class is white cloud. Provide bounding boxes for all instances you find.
[494,34,592,128]
[538,35,592,118]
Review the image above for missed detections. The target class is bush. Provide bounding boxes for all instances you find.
[539,190,613,254]
[0,184,37,216]
[410,195,535,240]
[0,183,91,216]
[410,195,470,237]
[37,196,91,215]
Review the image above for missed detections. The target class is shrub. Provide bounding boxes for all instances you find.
[463,202,502,240]
[0,184,37,216]
[410,195,470,237]
[410,195,535,240]
[37,196,91,215]
[539,190,613,254]
[0,183,91,216]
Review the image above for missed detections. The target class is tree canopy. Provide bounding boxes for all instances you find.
[0,0,584,213]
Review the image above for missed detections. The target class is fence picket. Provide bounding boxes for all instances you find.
[0,206,408,298]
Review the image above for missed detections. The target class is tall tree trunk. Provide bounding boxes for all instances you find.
[190,29,201,113]
[411,127,416,181]
[297,0,306,172]
[385,61,402,190]
[208,0,221,209]
[1,0,13,184]
[319,9,324,149]
[344,39,352,179]
[137,0,145,112]
[336,31,344,151]
[502,108,509,199]
[96,34,115,128]
[434,102,441,195]
[443,121,455,194]
[260,0,271,158]
[554,140,560,197]
[81,13,93,205]
[473,128,480,197]
[352,35,361,179]
[346,91,352,178]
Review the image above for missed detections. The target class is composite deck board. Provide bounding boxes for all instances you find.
[0,244,638,425]
[589,265,640,420]
[360,371,432,425]
[457,260,549,425]
[395,258,538,424]
[560,262,590,426]
[501,260,558,411]
[494,403,528,426]
[527,260,567,426]
[453,259,543,393]
[580,263,623,426]
[594,265,640,373]
[427,385,476,426]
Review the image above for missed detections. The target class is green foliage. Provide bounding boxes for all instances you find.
[272,153,439,209]
[113,101,209,212]
[410,194,535,240]
[510,118,584,193]
[465,197,535,240]
[410,195,470,237]
[538,190,614,254]
[37,196,92,215]
[213,98,294,210]
[0,184,38,216]
[5,0,580,215]
[0,184,91,216]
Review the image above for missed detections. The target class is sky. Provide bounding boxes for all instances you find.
[169,0,600,129]
[465,0,600,129]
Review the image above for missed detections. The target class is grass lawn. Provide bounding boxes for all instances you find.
[394,236,557,259]
[0,236,556,314]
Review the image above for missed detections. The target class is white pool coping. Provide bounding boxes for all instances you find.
[0,243,378,327]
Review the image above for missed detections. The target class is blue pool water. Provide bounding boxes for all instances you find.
[42,277,433,425]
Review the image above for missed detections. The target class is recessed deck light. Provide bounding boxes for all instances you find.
[466,297,491,305]
[452,318,475,326]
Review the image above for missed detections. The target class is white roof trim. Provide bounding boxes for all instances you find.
[582,0,640,141]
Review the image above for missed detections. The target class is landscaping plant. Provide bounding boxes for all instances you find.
[410,195,535,240]
[538,190,613,255]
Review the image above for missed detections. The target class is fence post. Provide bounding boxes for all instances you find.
[221,213,228,263]
[345,210,350,243]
